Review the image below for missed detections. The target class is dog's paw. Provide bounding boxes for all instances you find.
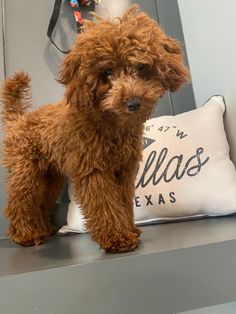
[8,225,58,247]
[132,227,142,237]
[104,231,141,253]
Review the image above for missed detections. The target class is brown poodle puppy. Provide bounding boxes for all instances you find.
[1,5,188,252]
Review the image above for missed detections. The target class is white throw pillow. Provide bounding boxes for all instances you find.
[58,95,236,234]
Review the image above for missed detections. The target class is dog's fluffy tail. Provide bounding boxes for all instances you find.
[1,71,32,125]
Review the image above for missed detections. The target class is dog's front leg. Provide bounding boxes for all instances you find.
[71,170,140,253]
[117,162,142,237]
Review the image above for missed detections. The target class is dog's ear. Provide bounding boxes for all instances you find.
[58,51,81,85]
[64,75,97,111]
[156,34,190,92]
[58,38,98,110]
[121,6,189,92]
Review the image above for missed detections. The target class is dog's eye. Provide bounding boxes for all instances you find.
[137,63,146,71]
[136,63,152,79]
[103,68,113,77]
[101,68,113,84]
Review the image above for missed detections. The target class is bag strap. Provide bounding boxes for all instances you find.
[47,0,98,54]
[47,0,71,54]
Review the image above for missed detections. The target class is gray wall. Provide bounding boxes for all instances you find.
[178,0,236,166]
[0,0,195,238]
[177,2,236,311]
[0,0,4,81]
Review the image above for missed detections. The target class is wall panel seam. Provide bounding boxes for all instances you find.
[154,0,174,116]
[1,0,7,78]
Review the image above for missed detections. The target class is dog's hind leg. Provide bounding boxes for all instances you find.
[5,160,63,246]
[40,169,65,224]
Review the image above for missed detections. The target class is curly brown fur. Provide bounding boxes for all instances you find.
[0,5,189,252]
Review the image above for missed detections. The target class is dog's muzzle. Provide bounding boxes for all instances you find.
[126,97,141,112]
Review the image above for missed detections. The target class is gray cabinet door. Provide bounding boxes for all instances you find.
[155,0,195,115]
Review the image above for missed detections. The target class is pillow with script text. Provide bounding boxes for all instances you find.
[134,95,236,224]
[59,95,236,234]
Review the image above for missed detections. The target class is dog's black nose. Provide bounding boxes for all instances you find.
[126,97,141,112]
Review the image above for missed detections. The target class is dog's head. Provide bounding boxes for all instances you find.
[59,5,189,123]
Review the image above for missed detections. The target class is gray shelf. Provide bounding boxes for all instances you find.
[1,216,236,314]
